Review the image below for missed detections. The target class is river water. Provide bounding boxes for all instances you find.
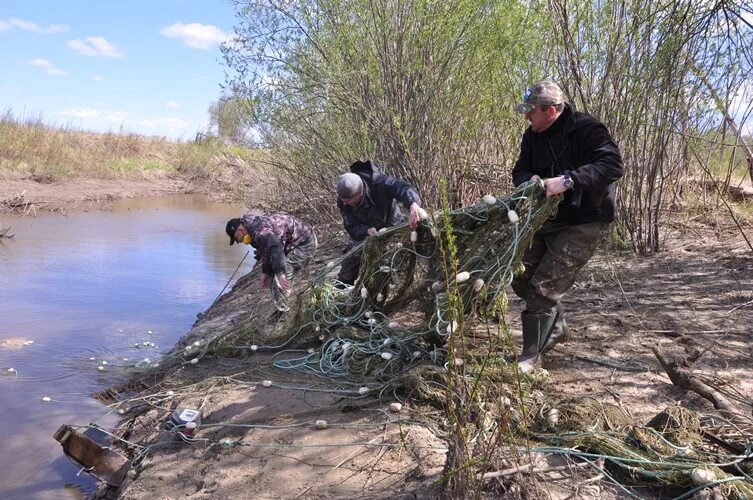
[0,195,250,499]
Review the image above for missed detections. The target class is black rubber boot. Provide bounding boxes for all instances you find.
[518,311,556,374]
[541,303,570,354]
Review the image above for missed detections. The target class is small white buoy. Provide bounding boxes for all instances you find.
[455,271,470,283]
[378,227,388,234]
[326,261,335,269]
[134,343,140,348]
[7,367,16,373]
[101,360,108,365]
[379,265,391,273]
[381,352,393,361]
[315,419,328,429]
[482,194,497,205]
[410,231,418,243]
[190,358,198,364]
[193,341,201,346]
[307,347,315,354]
[389,402,403,413]
[430,227,437,238]
[42,396,52,402]
[367,318,376,325]
[360,287,368,298]
[342,342,351,352]
[376,293,383,302]
[97,366,105,371]
[148,330,153,334]
[24,340,34,345]
[395,242,402,248]
[117,409,125,415]
[314,324,320,332]
[446,320,458,334]
[473,278,485,292]
[123,357,128,362]
[547,408,560,427]
[691,468,716,485]
[454,357,464,367]
[507,210,519,224]
[89,357,96,361]
[358,386,369,395]
[382,337,391,346]
[364,311,372,318]
[250,344,258,352]
[166,390,174,396]
[412,351,421,358]
[185,421,197,430]
[417,207,428,220]
[318,334,325,341]
[262,380,272,387]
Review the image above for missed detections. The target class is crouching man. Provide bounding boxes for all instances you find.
[225,213,317,314]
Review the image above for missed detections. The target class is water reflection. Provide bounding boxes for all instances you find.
[0,195,249,498]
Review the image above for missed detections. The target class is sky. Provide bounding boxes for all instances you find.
[0,0,237,141]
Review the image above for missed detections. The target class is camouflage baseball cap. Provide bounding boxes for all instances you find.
[514,81,565,114]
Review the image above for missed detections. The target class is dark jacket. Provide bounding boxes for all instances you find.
[512,104,624,224]
[337,160,421,241]
[241,213,312,275]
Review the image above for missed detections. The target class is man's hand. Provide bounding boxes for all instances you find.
[276,273,291,293]
[408,202,422,229]
[260,273,271,289]
[544,176,568,197]
[367,227,378,237]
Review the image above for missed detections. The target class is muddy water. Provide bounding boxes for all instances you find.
[0,195,251,499]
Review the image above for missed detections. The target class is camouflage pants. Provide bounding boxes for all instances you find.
[511,221,607,314]
[271,233,318,312]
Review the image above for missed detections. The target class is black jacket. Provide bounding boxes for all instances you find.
[337,160,421,241]
[512,104,624,224]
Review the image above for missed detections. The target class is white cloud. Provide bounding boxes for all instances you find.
[165,100,179,109]
[160,22,230,50]
[67,36,123,58]
[61,107,100,118]
[92,75,104,82]
[0,17,69,34]
[28,58,68,76]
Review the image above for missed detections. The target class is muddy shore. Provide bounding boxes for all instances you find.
[6,175,752,499]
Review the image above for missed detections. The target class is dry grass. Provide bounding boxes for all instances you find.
[0,109,260,183]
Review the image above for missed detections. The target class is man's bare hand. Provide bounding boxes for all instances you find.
[260,273,271,289]
[544,176,568,197]
[276,273,291,292]
[408,203,422,229]
[367,227,378,237]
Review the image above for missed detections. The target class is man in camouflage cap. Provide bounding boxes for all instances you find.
[226,213,317,315]
[511,80,624,374]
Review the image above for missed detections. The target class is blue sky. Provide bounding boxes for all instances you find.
[0,1,237,141]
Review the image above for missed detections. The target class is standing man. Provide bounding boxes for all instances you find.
[225,213,317,315]
[335,160,423,287]
[511,81,624,373]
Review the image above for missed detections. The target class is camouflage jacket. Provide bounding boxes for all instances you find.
[241,213,313,275]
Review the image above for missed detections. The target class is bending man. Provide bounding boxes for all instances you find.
[511,81,624,373]
[225,213,317,314]
[335,160,422,287]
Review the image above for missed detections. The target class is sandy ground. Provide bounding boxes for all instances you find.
[0,169,194,214]
[12,177,750,498]
[84,217,753,500]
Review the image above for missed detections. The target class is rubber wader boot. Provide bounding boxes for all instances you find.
[518,311,557,374]
[541,303,570,354]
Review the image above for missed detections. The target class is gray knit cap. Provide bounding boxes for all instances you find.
[336,173,363,199]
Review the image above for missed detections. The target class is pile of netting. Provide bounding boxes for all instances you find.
[531,399,753,498]
[209,180,558,391]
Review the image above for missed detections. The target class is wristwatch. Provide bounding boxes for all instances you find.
[562,170,575,190]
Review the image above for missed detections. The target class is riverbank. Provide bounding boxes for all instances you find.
[87,207,753,498]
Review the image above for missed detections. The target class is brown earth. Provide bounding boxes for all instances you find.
[90,217,752,500]
[10,177,749,498]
